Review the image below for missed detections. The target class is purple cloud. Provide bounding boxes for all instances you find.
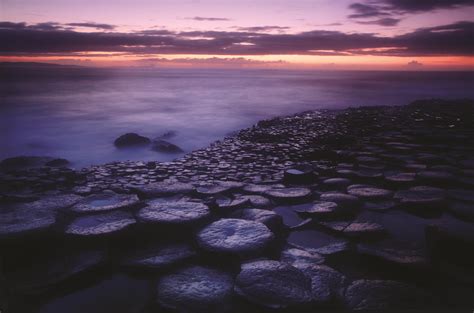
[67,22,116,30]
[186,16,231,21]
[0,20,472,57]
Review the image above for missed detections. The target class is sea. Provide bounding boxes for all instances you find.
[1,65,473,168]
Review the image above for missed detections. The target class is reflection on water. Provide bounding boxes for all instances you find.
[1,67,473,168]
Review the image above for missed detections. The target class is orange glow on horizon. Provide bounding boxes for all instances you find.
[1,53,473,71]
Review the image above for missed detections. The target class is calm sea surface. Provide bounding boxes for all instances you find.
[1,67,473,168]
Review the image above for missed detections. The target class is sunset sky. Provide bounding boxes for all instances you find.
[1,0,473,70]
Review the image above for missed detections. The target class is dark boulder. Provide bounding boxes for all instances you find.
[151,139,183,153]
[114,133,151,148]
[45,158,70,167]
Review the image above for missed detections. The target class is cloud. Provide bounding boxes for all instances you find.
[0,22,26,29]
[236,26,290,32]
[348,3,390,18]
[407,60,423,67]
[136,57,285,67]
[0,20,472,57]
[348,0,474,23]
[356,17,401,26]
[186,16,231,21]
[382,0,474,13]
[67,22,115,30]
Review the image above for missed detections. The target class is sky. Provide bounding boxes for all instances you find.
[1,0,473,70]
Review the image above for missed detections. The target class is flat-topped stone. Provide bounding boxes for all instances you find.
[0,194,82,238]
[357,244,427,267]
[293,201,339,216]
[385,172,416,186]
[343,222,385,238]
[394,186,446,209]
[264,187,311,203]
[137,201,210,225]
[195,181,242,196]
[215,196,250,211]
[297,264,346,303]
[319,192,360,208]
[280,247,325,267]
[347,187,393,200]
[65,211,136,236]
[156,266,234,312]
[133,181,195,198]
[122,243,195,270]
[197,218,274,254]
[1,205,57,239]
[243,184,282,194]
[322,178,351,190]
[344,279,429,311]
[230,208,283,230]
[70,192,140,214]
[283,168,315,184]
[238,195,272,208]
[235,260,313,309]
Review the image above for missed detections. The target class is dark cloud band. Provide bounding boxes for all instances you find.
[1,21,472,57]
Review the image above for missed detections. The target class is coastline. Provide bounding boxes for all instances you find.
[1,98,473,194]
[1,98,474,312]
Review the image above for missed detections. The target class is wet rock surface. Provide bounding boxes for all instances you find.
[344,279,430,311]
[235,260,313,308]
[197,218,274,255]
[70,191,140,214]
[122,243,195,270]
[137,201,210,225]
[65,210,136,236]
[156,266,234,312]
[1,99,474,312]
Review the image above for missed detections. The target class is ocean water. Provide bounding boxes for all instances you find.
[1,66,473,168]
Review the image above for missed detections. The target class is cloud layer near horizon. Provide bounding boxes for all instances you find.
[348,0,474,26]
[1,20,473,57]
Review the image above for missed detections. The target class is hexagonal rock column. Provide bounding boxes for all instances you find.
[133,181,195,198]
[283,168,316,185]
[229,208,283,231]
[70,192,140,214]
[234,260,313,309]
[197,219,274,255]
[65,211,136,237]
[343,279,430,311]
[347,187,393,201]
[156,266,234,312]
[263,187,312,203]
[121,243,196,270]
[137,201,210,225]
[0,194,82,239]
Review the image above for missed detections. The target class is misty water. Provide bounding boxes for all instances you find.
[1,66,473,168]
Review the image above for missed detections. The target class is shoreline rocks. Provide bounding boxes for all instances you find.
[1,99,473,312]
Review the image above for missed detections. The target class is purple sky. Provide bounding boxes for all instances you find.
[1,0,473,69]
